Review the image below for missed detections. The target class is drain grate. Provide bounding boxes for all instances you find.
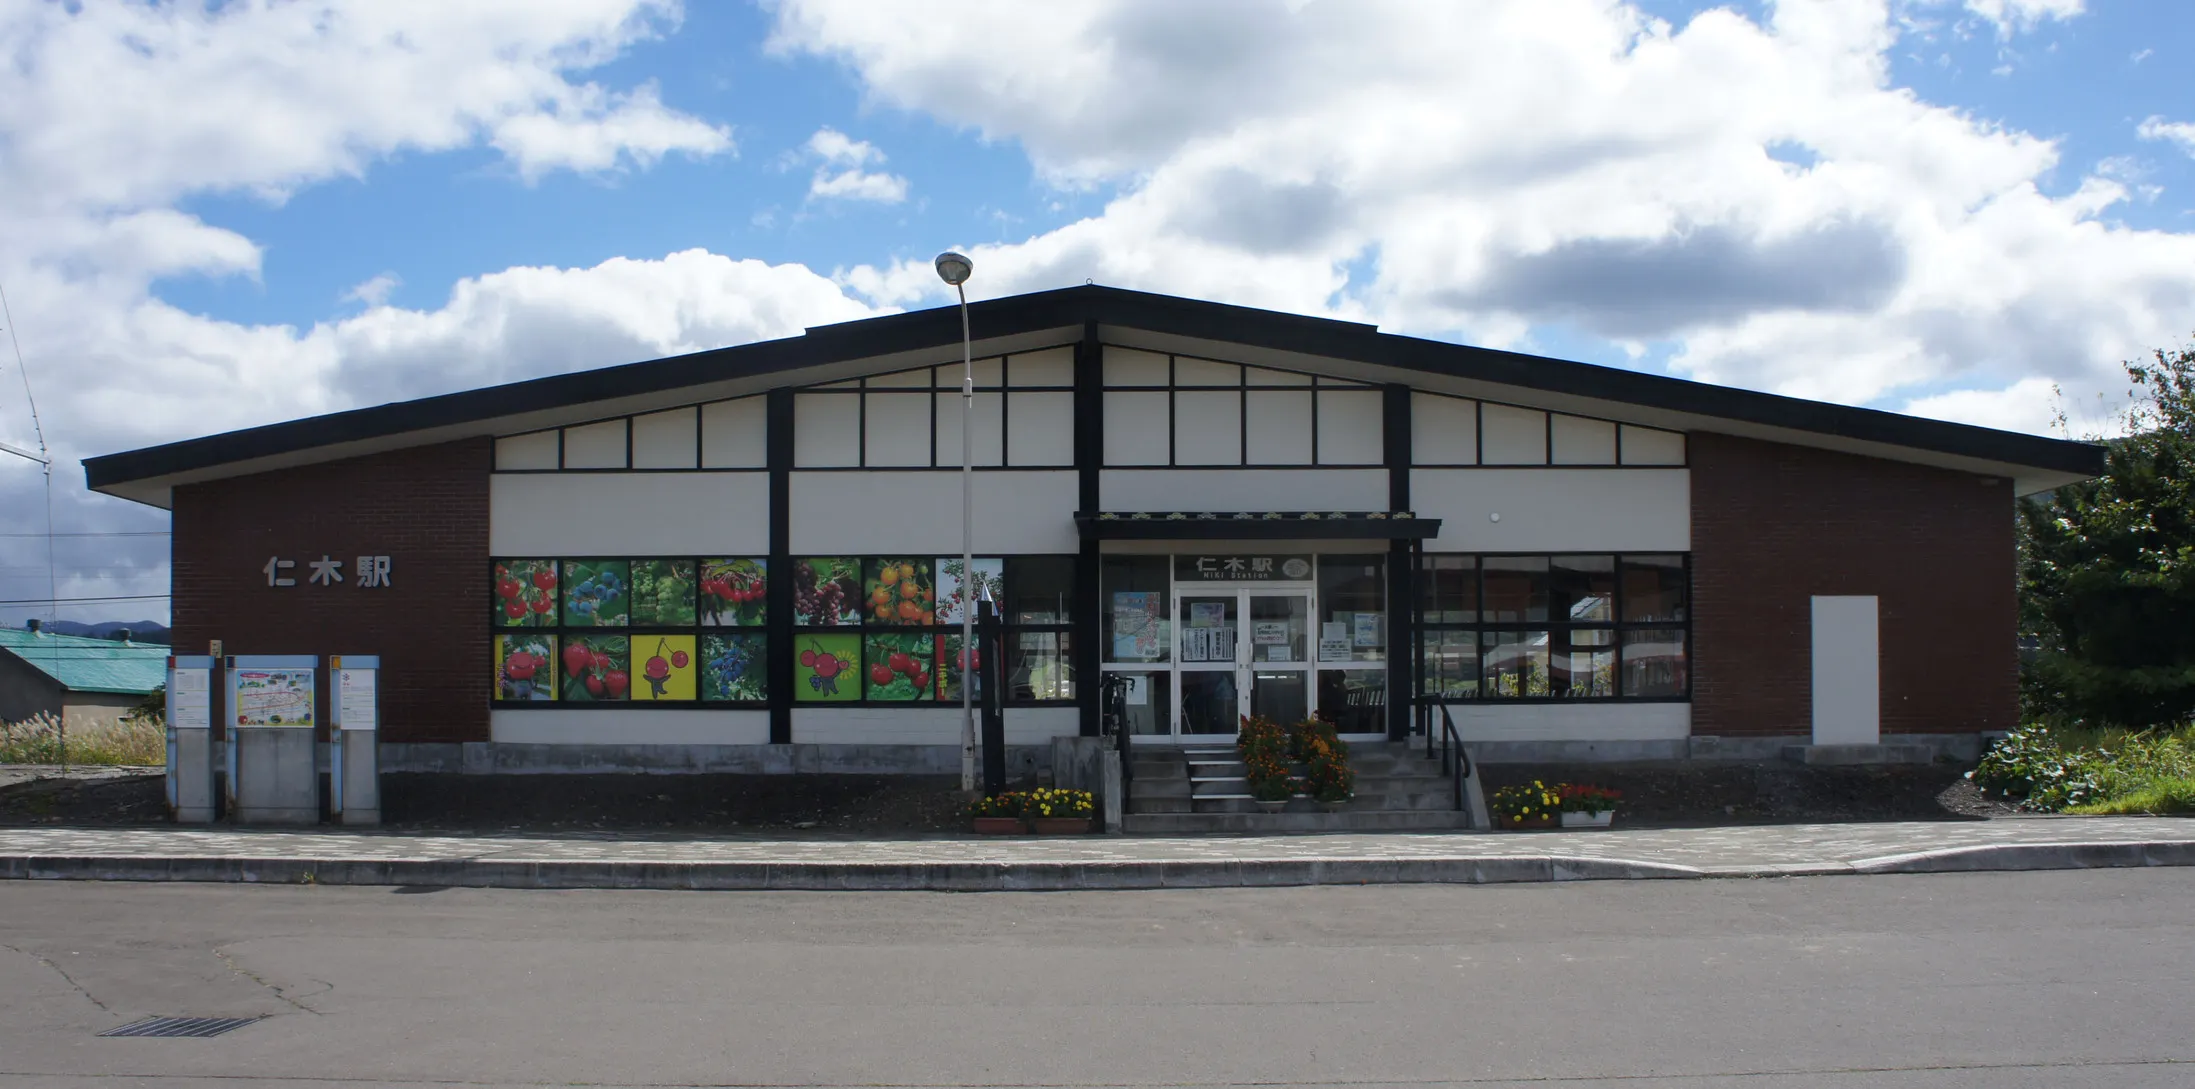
[99,1016,261,1039]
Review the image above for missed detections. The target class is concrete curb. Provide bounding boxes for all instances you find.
[1848,840,2195,875]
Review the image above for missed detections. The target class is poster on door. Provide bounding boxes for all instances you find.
[1110,592,1165,661]
[1181,625,1236,663]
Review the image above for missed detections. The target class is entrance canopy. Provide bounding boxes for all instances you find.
[1076,511,1442,541]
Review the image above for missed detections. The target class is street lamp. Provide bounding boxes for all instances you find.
[934,251,977,794]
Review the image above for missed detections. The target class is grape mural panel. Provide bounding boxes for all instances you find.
[630,560,697,627]
[864,632,935,701]
[495,634,558,701]
[700,633,767,701]
[493,560,559,627]
[699,558,766,626]
[561,634,632,702]
[794,634,860,702]
[934,557,1004,624]
[563,560,631,627]
[630,634,696,701]
[864,558,937,626]
[793,558,862,626]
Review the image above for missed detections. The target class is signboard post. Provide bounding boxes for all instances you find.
[330,655,380,825]
[165,655,218,823]
[224,654,321,824]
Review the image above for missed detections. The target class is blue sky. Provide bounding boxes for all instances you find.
[1,0,2193,624]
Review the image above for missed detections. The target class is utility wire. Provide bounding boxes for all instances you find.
[0,281,57,632]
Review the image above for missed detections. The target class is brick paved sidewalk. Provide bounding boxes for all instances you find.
[1,815,2190,890]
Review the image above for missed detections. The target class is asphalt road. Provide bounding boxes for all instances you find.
[0,870,2189,1088]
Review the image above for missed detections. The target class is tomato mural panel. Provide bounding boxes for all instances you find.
[630,634,696,701]
[700,633,767,701]
[630,560,697,627]
[793,558,862,626]
[561,635,632,702]
[699,558,766,626]
[794,634,860,702]
[563,560,631,627]
[495,634,558,701]
[934,557,1003,625]
[493,560,559,627]
[863,558,936,626]
[864,632,935,701]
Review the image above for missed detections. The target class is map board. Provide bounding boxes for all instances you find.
[233,668,315,728]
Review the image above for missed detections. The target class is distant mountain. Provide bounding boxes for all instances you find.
[36,620,171,644]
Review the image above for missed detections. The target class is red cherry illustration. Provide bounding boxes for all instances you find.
[813,655,842,680]
[910,671,929,692]
[799,649,817,667]
[888,652,913,675]
[870,663,894,686]
[645,655,670,681]
[671,650,689,669]
[604,670,630,698]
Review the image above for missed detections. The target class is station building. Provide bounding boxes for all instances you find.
[83,286,2103,774]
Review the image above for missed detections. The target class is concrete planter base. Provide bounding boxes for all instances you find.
[1029,817,1094,835]
[971,817,1026,835]
[1561,811,1615,829]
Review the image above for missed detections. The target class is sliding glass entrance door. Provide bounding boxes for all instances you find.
[1171,587,1313,735]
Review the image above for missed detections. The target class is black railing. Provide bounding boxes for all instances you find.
[1417,699,1470,813]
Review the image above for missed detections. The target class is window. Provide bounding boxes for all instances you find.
[1418,553,1688,700]
[792,351,1073,469]
[789,554,1074,705]
[1100,347,1380,467]
[491,557,768,706]
[1408,389,1684,468]
[494,396,770,472]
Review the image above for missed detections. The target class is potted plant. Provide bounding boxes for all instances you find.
[1558,784,1620,828]
[1295,717,1355,811]
[1489,781,1561,830]
[1025,787,1097,833]
[1238,715,1294,812]
[968,791,1027,834]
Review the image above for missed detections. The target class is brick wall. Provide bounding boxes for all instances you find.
[171,439,491,743]
[1689,432,2016,737]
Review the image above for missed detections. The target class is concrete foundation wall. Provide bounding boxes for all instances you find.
[1443,702,1689,743]
[381,740,1051,776]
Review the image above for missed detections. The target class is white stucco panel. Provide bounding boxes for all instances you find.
[790,470,1079,555]
[491,710,771,745]
[1412,469,1689,551]
[1101,469,1388,512]
[491,472,771,555]
[1443,702,1689,742]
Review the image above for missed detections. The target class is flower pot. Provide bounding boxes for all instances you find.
[1498,814,1557,830]
[1029,817,1093,834]
[1560,810,1614,829]
[1254,800,1289,813]
[972,817,1026,835]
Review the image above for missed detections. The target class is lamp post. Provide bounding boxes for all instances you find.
[933,251,978,794]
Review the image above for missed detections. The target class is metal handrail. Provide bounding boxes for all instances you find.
[1437,704,1470,813]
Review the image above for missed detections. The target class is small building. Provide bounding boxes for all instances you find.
[81,286,2102,774]
[0,623,168,732]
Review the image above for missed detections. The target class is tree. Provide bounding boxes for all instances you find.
[2018,339,2195,728]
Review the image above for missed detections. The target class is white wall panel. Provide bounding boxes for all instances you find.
[1010,347,1075,386]
[1245,390,1314,464]
[1173,390,1243,464]
[794,394,861,467]
[562,419,628,468]
[1316,390,1384,464]
[1175,357,1241,386]
[1480,404,1547,464]
[701,398,767,468]
[1550,415,1617,465]
[1811,596,1880,745]
[1102,469,1387,512]
[1443,702,1688,742]
[790,470,1079,554]
[1412,393,1477,465]
[1104,391,1170,465]
[1412,468,1689,551]
[1620,425,1687,465]
[495,431,558,471]
[1007,392,1075,465]
[492,473,771,554]
[631,407,698,469]
[863,392,932,466]
[933,391,1004,466]
[867,366,933,388]
[491,709,770,745]
[1104,346,1171,385]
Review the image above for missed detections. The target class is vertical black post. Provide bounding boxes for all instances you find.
[1073,322,1104,737]
[980,599,1007,793]
[766,387,794,746]
[1383,383,1412,742]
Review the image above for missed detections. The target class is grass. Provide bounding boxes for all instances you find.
[2068,776,2195,815]
[1976,721,2195,813]
[0,712,166,766]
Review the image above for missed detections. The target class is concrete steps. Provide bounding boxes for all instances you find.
[1122,741,1482,834]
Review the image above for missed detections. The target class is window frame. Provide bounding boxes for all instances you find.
[1415,551,1690,703]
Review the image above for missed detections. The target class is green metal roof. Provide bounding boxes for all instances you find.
[0,628,168,695]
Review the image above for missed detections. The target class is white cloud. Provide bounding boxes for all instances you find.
[798,127,909,203]
[1959,0,2083,37]
[2137,115,2195,158]
[780,0,2195,434]
[342,273,403,307]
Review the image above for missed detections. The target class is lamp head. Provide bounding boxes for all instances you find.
[933,251,973,286]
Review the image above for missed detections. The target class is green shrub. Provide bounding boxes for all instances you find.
[1972,722,2195,812]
